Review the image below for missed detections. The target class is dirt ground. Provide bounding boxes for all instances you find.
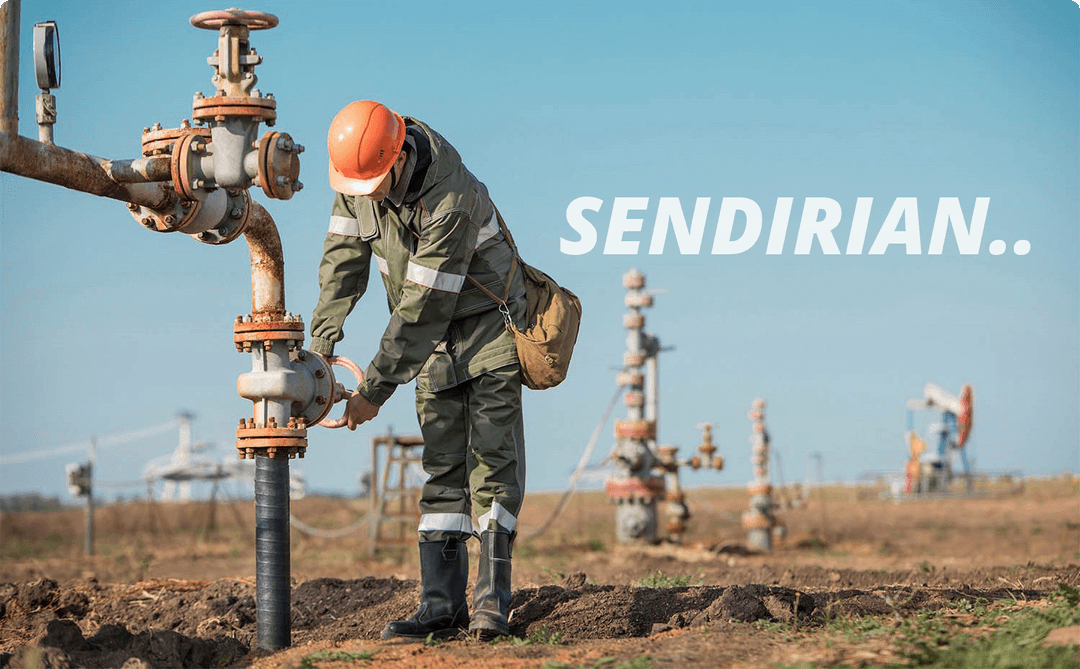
[1,477,1077,668]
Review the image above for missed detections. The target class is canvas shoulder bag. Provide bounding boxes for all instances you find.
[466,209,582,390]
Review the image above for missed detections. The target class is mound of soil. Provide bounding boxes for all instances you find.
[0,567,1072,668]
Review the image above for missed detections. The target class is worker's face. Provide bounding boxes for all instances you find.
[362,150,408,201]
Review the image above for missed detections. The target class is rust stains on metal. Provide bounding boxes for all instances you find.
[0,0,20,136]
[244,202,286,318]
[0,133,173,209]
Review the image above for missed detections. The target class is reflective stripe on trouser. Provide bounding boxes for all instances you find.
[415,364,525,542]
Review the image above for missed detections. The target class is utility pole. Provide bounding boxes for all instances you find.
[85,437,96,556]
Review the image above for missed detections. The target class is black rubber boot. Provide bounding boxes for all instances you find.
[382,538,469,639]
[469,530,513,639]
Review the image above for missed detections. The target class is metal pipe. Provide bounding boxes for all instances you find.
[243,202,286,318]
[0,133,173,209]
[0,0,19,136]
[101,156,173,183]
[254,455,290,650]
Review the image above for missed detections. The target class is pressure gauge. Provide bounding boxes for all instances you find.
[33,21,61,90]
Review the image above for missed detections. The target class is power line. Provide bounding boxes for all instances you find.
[0,420,178,465]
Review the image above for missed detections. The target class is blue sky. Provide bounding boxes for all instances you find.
[1,0,1077,503]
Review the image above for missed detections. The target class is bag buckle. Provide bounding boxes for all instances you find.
[498,301,513,330]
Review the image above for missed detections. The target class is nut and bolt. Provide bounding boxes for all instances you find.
[268,417,277,427]
[291,181,304,192]
[151,122,162,131]
[263,340,273,351]
[275,175,287,187]
[315,396,326,406]
[194,91,205,100]
[230,207,242,218]
[142,127,150,135]
[127,202,139,211]
[180,119,191,129]
[163,215,176,225]
[140,217,151,227]
[192,179,205,189]
[294,144,305,154]
[315,369,325,379]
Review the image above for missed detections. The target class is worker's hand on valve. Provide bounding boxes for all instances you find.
[345,393,380,431]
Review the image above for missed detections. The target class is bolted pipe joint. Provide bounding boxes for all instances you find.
[127,186,250,244]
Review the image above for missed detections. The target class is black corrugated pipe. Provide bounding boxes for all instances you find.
[255,455,291,650]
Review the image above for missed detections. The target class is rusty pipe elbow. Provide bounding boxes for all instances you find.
[244,202,285,319]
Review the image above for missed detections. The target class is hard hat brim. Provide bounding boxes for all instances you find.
[329,160,391,196]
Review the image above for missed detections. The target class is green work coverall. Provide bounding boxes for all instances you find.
[309,117,527,543]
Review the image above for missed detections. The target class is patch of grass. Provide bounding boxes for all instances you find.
[299,649,376,667]
[918,560,936,573]
[885,584,1080,668]
[491,625,564,646]
[634,571,701,588]
[824,614,892,642]
[423,632,442,647]
[753,619,793,633]
[542,566,567,583]
[586,538,605,551]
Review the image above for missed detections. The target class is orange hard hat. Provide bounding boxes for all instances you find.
[327,100,406,196]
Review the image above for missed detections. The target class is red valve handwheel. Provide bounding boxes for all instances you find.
[190,9,279,30]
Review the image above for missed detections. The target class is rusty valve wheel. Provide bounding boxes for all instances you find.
[190,9,279,30]
[319,356,365,429]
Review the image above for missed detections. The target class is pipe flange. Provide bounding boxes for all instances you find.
[747,482,773,496]
[741,511,775,530]
[190,9,279,30]
[128,198,200,234]
[605,477,665,501]
[192,189,251,245]
[170,133,209,201]
[616,371,644,388]
[256,131,302,200]
[233,315,305,352]
[141,122,210,157]
[614,419,656,441]
[623,270,645,290]
[624,391,645,408]
[192,95,277,124]
[235,437,307,460]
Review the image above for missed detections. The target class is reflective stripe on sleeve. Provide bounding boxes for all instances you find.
[475,209,499,248]
[373,253,389,275]
[406,261,465,293]
[477,501,517,533]
[417,512,475,535]
[328,215,361,237]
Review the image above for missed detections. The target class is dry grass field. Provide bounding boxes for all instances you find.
[1,477,1077,668]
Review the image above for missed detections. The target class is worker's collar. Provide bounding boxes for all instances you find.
[384,134,417,208]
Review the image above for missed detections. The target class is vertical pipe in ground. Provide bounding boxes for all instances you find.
[255,455,290,650]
